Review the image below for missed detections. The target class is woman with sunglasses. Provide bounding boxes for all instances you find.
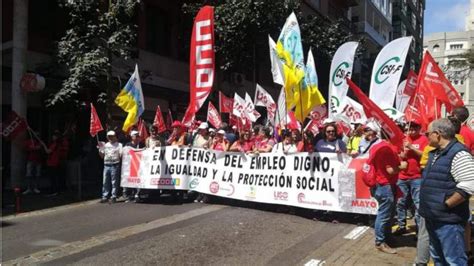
[315,124,347,153]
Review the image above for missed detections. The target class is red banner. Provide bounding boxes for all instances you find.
[1,111,28,140]
[153,106,167,133]
[182,105,195,127]
[347,78,405,148]
[90,103,103,137]
[207,102,222,129]
[303,119,320,135]
[404,70,417,98]
[189,6,215,115]
[417,51,464,112]
[219,91,233,113]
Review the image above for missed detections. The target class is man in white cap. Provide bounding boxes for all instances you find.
[98,131,123,203]
[358,121,381,155]
[192,122,210,148]
[123,130,146,203]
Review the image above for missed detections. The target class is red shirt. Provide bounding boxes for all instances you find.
[47,141,61,167]
[460,125,474,154]
[369,140,400,186]
[399,134,429,180]
[24,139,42,163]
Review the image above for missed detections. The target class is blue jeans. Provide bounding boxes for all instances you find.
[374,184,395,245]
[102,164,120,199]
[396,178,421,228]
[426,220,467,265]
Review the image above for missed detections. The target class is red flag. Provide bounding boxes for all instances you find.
[219,91,233,113]
[89,103,103,137]
[153,106,167,133]
[417,51,464,112]
[207,102,222,129]
[303,119,320,135]
[182,105,195,127]
[1,111,28,140]
[404,70,417,98]
[346,78,405,148]
[166,109,173,130]
[287,111,301,131]
[137,119,149,140]
[189,6,215,115]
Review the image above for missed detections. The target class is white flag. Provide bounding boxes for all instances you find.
[254,84,276,124]
[275,87,288,126]
[369,37,412,108]
[245,93,261,122]
[335,97,367,124]
[328,42,359,118]
[268,36,284,85]
[233,93,247,119]
[395,80,411,113]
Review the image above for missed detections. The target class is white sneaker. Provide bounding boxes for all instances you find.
[33,188,41,194]
[22,189,32,195]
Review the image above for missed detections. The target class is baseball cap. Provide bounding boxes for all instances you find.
[130,130,139,136]
[365,121,380,133]
[107,130,116,136]
[198,122,209,129]
[209,128,216,133]
[217,129,225,135]
[323,118,335,125]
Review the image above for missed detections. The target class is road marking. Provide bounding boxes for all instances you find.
[343,226,370,240]
[304,259,326,266]
[4,205,227,265]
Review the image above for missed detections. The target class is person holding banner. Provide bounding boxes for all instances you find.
[123,130,146,203]
[192,122,210,148]
[98,131,122,203]
[296,131,314,152]
[146,126,164,148]
[315,124,347,153]
[210,130,229,151]
[272,130,298,154]
[253,126,275,153]
[229,130,254,153]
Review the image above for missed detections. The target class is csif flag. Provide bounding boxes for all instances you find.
[115,64,145,132]
[189,6,215,116]
[153,106,167,133]
[347,78,405,148]
[207,101,222,129]
[90,103,104,137]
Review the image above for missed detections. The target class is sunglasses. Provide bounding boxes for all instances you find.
[326,130,335,133]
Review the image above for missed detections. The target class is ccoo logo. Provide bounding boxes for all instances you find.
[375,56,402,84]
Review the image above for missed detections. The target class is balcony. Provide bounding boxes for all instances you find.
[355,21,388,46]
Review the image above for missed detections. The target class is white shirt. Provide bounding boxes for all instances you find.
[103,142,122,165]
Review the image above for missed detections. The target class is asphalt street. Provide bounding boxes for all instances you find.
[2,197,418,265]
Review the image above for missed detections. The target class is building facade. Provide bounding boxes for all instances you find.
[392,0,425,72]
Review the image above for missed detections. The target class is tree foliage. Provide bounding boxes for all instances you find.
[46,0,138,107]
[183,0,359,73]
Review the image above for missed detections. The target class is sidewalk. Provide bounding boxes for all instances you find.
[1,186,100,217]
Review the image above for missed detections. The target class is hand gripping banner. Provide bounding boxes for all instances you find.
[121,146,378,215]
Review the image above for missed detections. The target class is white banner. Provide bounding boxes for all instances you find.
[328,42,359,118]
[120,146,378,215]
[369,37,412,109]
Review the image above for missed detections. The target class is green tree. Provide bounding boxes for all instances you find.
[46,0,138,118]
[183,0,359,74]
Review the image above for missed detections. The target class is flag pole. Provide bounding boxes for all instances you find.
[298,82,305,134]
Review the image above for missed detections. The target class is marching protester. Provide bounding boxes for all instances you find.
[272,130,298,154]
[210,129,229,151]
[98,131,122,203]
[315,123,347,153]
[419,118,474,265]
[367,123,407,254]
[192,122,210,148]
[146,126,164,148]
[394,119,428,235]
[229,129,254,153]
[253,126,275,153]
[45,130,63,196]
[123,130,146,203]
[23,132,43,195]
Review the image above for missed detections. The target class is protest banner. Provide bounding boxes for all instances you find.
[121,146,377,215]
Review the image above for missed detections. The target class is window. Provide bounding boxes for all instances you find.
[433,44,440,52]
[450,44,463,50]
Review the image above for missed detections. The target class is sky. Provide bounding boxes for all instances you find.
[424,0,470,35]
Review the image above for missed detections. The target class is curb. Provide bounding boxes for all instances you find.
[2,198,100,221]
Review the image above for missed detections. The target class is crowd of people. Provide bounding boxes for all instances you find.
[23,105,473,264]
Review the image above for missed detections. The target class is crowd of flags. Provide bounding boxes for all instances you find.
[89,6,466,145]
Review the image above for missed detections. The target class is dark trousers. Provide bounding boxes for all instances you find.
[48,166,61,193]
